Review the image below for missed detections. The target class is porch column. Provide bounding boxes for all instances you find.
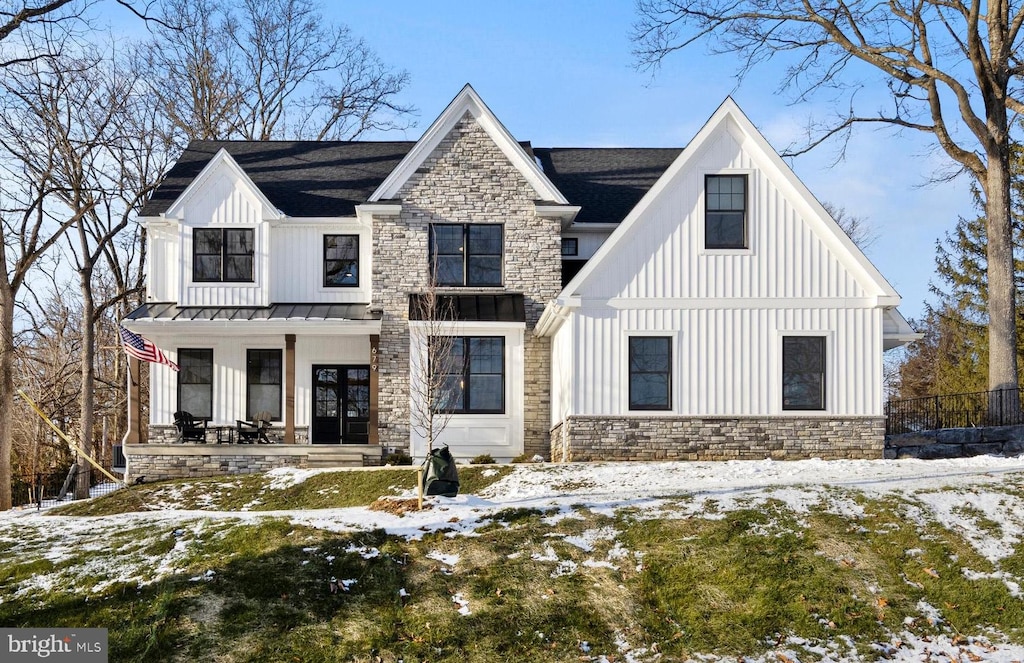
[285,334,296,444]
[369,334,379,445]
[125,357,141,444]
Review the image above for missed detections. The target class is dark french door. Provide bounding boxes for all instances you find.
[312,365,370,444]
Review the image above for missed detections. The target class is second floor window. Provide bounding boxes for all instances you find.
[194,228,254,282]
[324,235,359,287]
[429,224,502,287]
[705,174,748,249]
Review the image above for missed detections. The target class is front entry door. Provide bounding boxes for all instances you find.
[312,365,370,444]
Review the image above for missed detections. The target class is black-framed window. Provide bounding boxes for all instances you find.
[193,228,254,282]
[178,349,213,420]
[429,224,502,286]
[782,336,826,410]
[705,174,747,249]
[561,237,578,256]
[432,336,504,414]
[628,337,672,410]
[324,234,359,287]
[247,349,282,420]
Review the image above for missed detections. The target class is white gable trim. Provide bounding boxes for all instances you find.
[163,148,283,220]
[369,84,569,204]
[558,97,902,306]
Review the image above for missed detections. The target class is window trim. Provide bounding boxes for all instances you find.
[428,223,504,287]
[323,234,360,288]
[431,335,506,414]
[704,173,749,251]
[781,334,828,412]
[561,237,579,257]
[177,348,213,421]
[627,335,673,411]
[246,348,283,421]
[192,227,255,283]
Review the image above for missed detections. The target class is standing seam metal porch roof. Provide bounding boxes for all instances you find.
[125,302,381,322]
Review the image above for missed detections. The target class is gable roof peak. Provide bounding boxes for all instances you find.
[369,84,569,204]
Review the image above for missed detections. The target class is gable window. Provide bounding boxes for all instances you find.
[561,238,578,256]
[628,337,672,410]
[705,174,747,249]
[782,336,826,410]
[324,234,359,287]
[247,349,282,420]
[432,336,504,414]
[194,228,254,282]
[429,224,502,287]
[178,349,213,419]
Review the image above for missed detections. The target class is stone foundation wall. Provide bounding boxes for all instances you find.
[125,445,309,482]
[551,416,884,462]
[885,425,1024,459]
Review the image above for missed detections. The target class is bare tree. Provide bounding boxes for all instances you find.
[408,281,458,457]
[139,0,413,145]
[822,202,877,252]
[634,0,1024,416]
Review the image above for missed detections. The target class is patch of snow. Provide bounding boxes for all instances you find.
[451,592,471,615]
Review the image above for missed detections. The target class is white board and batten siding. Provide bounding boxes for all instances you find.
[269,220,372,304]
[554,106,895,422]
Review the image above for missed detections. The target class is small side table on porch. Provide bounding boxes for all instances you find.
[213,426,235,444]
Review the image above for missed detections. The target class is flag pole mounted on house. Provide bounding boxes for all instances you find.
[118,325,179,372]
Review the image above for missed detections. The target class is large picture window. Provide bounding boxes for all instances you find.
[178,349,213,419]
[782,336,826,410]
[628,337,672,410]
[194,228,254,282]
[705,174,747,249]
[429,224,502,287]
[247,349,282,420]
[432,336,504,414]
[324,234,359,287]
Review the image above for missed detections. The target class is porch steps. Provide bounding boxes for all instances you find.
[305,446,380,468]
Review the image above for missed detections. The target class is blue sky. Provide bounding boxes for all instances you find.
[332,1,974,322]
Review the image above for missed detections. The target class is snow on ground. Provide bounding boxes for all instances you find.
[5,455,1024,660]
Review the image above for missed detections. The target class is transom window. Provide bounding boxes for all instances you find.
[429,224,502,287]
[324,234,359,287]
[782,336,826,410]
[432,336,505,414]
[705,174,748,249]
[247,349,282,420]
[628,337,672,410]
[178,349,213,419]
[194,228,254,282]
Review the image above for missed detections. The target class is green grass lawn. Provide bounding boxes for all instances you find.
[3,467,1024,662]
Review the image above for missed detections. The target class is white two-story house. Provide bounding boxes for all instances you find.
[121,84,916,480]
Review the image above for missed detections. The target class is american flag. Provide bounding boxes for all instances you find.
[119,325,179,372]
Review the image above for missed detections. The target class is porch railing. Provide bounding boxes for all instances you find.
[885,387,1024,435]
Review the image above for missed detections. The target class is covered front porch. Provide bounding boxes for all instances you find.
[122,303,386,478]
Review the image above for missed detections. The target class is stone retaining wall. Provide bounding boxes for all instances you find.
[885,425,1024,459]
[551,416,884,462]
[124,444,311,482]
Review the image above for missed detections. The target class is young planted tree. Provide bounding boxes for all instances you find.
[139,0,413,145]
[634,0,1024,417]
[408,283,458,456]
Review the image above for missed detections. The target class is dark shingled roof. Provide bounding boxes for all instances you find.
[533,148,683,224]
[139,141,417,217]
[140,141,683,224]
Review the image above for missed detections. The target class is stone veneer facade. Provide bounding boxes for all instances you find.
[372,112,561,458]
[551,416,885,462]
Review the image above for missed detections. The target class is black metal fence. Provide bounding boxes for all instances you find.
[885,387,1024,435]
